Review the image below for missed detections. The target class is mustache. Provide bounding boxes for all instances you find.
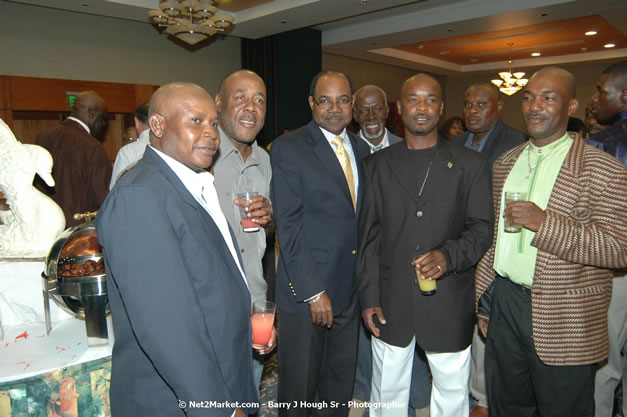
[323,114,345,121]
[525,112,547,120]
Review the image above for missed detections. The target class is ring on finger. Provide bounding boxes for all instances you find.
[436,265,442,272]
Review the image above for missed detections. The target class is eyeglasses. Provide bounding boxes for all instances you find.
[311,96,352,110]
[356,105,386,116]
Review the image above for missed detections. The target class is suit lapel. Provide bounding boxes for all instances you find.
[308,122,356,211]
[144,148,251,306]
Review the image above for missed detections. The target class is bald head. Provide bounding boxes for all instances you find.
[522,67,578,145]
[71,91,108,138]
[148,82,219,171]
[400,73,442,99]
[463,82,503,136]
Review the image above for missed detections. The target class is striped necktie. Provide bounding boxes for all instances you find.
[332,136,356,211]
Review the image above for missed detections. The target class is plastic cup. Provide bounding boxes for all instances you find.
[237,191,259,232]
[251,300,275,345]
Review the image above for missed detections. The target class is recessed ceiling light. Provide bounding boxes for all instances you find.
[531,52,541,57]
[416,45,424,49]
[440,51,449,55]
[585,30,597,36]
[604,43,616,48]
[581,47,588,52]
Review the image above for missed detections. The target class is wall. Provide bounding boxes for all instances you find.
[445,60,622,134]
[0,2,241,95]
[323,53,445,102]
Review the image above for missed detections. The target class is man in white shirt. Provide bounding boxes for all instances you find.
[110,102,150,188]
[97,82,273,417]
[353,85,403,153]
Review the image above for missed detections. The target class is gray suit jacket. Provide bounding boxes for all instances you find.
[97,147,257,416]
[454,119,526,167]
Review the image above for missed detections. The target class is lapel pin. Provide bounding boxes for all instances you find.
[447,162,453,168]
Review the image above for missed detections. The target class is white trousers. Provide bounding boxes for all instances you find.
[371,336,471,417]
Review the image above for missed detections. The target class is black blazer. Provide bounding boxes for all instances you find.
[357,138,493,351]
[270,121,370,316]
[97,147,257,416]
[454,119,526,168]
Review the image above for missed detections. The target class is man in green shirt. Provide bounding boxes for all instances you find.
[475,67,627,417]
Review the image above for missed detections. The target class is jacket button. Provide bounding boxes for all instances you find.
[415,245,421,251]
[351,249,357,255]
[416,210,423,217]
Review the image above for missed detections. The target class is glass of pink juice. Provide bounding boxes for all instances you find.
[251,300,275,345]
[237,191,260,232]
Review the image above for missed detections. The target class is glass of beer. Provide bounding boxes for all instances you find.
[415,265,436,296]
[504,191,527,233]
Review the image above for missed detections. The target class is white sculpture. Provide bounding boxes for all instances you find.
[0,118,66,257]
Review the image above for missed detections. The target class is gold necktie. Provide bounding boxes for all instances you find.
[332,136,356,211]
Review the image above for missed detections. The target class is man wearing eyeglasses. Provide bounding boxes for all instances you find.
[270,70,370,417]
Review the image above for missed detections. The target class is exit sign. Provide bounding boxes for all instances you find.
[65,91,80,109]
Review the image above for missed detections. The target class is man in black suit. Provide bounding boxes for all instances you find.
[97,82,261,416]
[454,81,525,417]
[357,74,493,417]
[270,71,369,417]
[455,82,526,168]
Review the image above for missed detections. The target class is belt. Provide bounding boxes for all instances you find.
[498,274,532,295]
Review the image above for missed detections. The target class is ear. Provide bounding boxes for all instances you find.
[567,98,579,117]
[439,100,444,116]
[497,99,504,115]
[622,88,627,106]
[396,100,402,115]
[215,93,223,113]
[148,113,165,140]
[308,96,315,111]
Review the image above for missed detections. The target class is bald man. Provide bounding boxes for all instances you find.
[357,74,493,417]
[475,67,627,417]
[97,82,260,416]
[37,90,111,226]
[213,70,274,390]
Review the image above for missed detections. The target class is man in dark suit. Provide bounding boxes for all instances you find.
[270,71,369,417]
[37,90,111,227]
[97,82,260,417]
[352,84,431,417]
[455,82,526,168]
[454,81,525,417]
[357,74,493,417]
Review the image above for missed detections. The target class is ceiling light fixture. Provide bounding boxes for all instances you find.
[148,0,234,46]
[585,30,597,36]
[531,52,541,57]
[491,42,528,96]
[604,43,616,48]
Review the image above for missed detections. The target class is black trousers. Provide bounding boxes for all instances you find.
[277,294,360,417]
[485,277,597,417]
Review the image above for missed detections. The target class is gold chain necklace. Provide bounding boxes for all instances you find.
[526,142,559,179]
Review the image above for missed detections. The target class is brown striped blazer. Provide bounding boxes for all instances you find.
[475,135,627,366]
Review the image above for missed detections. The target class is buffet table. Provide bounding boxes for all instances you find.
[0,260,113,417]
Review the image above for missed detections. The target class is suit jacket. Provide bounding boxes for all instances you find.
[388,130,404,146]
[96,147,257,416]
[454,119,526,168]
[270,120,370,316]
[37,119,112,226]
[476,136,627,366]
[357,138,493,351]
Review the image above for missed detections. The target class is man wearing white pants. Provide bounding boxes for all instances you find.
[357,74,493,417]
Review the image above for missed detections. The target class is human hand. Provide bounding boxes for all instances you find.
[252,326,277,355]
[412,249,447,280]
[478,317,489,338]
[309,292,333,328]
[504,201,545,232]
[234,195,273,229]
[362,307,386,337]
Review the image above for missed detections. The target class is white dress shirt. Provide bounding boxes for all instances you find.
[319,127,359,192]
[150,146,248,289]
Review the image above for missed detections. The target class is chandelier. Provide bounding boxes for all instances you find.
[491,43,528,96]
[148,0,235,46]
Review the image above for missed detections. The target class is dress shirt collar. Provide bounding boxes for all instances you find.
[465,127,493,153]
[217,125,259,164]
[359,129,390,153]
[319,126,348,145]
[149,145,211,199]
[66,116,90,134]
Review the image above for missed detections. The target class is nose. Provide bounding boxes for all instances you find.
[528,96,542,113]
[591,91,599,104]
[243,97,256,113]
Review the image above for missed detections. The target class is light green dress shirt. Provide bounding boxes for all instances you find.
[494,132,573,286]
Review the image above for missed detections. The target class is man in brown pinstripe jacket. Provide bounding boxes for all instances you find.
[475,67,627,417]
